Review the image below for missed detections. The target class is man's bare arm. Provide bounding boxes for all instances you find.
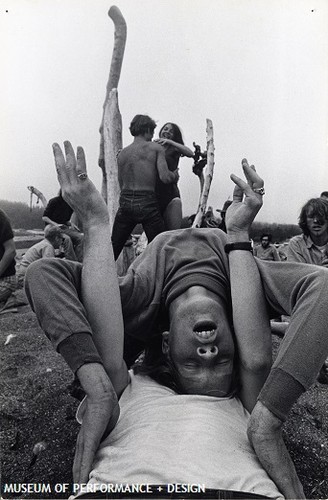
[155,138,194,158]
[53,141,129,394]
[156,147,179,184]
[227,161,304,499]
[42,215,62,227]
[226,161,271,413]
[52,141,128,482]
[248,402,304,498]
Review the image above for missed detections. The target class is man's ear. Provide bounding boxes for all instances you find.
[162,331,170,355]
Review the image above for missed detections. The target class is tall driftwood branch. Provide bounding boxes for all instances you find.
[103,89,123,231]
[27,186,48,209]
[98,6,127,201]
[196,172,205,213]
[192,119,215,228]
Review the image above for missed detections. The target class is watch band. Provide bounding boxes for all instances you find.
[224,242,253,254]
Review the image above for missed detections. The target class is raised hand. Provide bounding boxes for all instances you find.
[52,141,109,228]
[225,159,264,239]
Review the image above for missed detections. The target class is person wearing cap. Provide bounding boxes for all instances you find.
[25,142,328,499]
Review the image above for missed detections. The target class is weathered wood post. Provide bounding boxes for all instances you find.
[98,6,127,211]
[102,89,122,230]
[98,7,135,274]
[27,186,48,209]
[192,119,215,228]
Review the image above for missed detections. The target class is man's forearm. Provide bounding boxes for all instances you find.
[77,362,115,400]
[227,232,272,412]
[81,220,127,395]
[248,402,305,498]
[42,216,60,227]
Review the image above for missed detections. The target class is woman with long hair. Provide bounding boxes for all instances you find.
[155,122,193,229]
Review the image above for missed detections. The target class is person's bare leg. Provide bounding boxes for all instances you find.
[163,197,182,230]
[248,401,305,499]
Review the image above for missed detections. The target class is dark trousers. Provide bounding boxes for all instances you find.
[111,191,165,260]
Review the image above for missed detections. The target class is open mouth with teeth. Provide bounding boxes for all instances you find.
[193,321,217,340]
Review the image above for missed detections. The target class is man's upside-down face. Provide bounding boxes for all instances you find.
[164,286,235,397]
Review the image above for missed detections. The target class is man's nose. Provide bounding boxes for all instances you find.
[196,345,219,359]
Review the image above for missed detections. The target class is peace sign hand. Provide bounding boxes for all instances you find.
[225,159,264,241]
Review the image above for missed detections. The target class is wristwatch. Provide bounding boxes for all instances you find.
[224,242,253,254]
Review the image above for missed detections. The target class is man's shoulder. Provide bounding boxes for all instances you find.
[48,196,59,203]
[289,234,305,246]
[120,141,160,155]
[149,141,162,150]
[46,196,60,208]
[140,141,163,155]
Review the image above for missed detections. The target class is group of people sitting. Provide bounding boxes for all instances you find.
[18,139,328,499]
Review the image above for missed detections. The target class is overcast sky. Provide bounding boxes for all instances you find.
[1,0,328,223]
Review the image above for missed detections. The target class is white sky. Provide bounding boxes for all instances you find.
[1,0,328,223]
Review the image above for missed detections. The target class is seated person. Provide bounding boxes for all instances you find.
[254,234,280,261]
[287,197,328,383]
[25,143,328,499]
[287,197,328,266]
[16,225,63,288]
[43,189,83,262]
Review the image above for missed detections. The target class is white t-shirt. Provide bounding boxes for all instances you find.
[86,372,283,499]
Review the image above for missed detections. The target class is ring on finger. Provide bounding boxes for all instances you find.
[253,187,265,195]
[77,172,88,181]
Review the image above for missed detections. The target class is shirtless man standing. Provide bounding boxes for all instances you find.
[111,114,179,259]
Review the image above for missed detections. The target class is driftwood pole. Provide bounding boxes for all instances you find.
[27,186,48,209]
[192,119,215,228]
[196,171,205,215]
[103,89,123,230]
[99,6,127,212]
[99,7,134,274]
